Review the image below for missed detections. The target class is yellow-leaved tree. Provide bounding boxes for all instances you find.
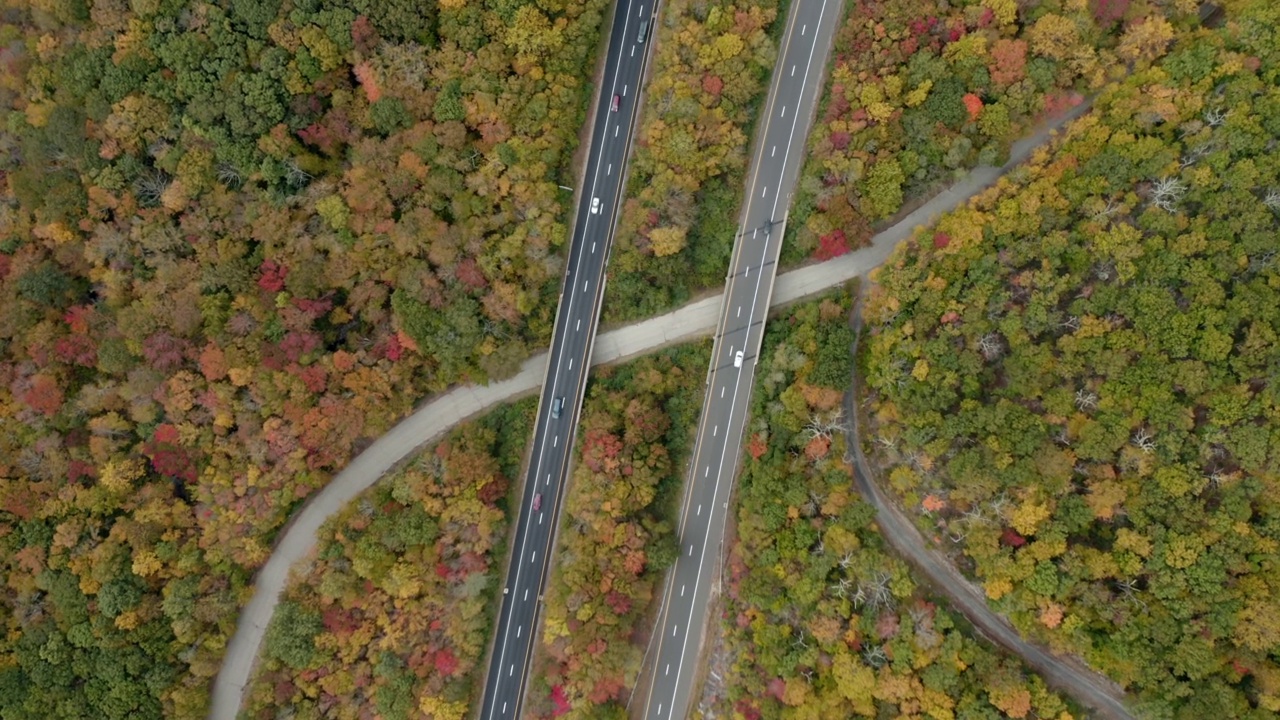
[1118,16,1176,67]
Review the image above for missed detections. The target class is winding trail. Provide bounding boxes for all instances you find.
[842,248,1135,717]
[209,100,1101,720]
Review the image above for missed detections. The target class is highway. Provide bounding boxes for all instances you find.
[477,0,658,717]
[637,0,840,716]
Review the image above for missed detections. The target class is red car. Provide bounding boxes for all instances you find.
[533,493,542,511]
[611,94,620,112]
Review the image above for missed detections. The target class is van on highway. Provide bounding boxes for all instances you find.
[591,197,601,214]
[637,20,650,43]
[552,397,564,418]
[734,350,744,368]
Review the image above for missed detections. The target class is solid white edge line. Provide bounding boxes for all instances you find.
[655,0,831,717]
[487,0,644,710]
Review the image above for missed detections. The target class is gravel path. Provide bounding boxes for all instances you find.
[209,100,1099,720]
[845,283,1135,720]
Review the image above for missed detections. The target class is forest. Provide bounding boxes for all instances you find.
[529,344,707,718]
[241,401,532,720]
[861,2,1280,716]
[601,0,784,321]
[238,344,706,720]
[0,0,608,716]
[782,0,1202,265]
[707,289,1080,719]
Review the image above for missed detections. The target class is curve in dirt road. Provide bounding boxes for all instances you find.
[845,288,1135,720]
[208,100,1098,719]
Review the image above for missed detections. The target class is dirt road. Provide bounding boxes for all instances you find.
[845,287,1135,720]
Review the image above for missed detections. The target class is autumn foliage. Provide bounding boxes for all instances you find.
[604,0,783,321]
[710,291,1074,718]
[243,403,533,720]
[0,0,608,715]
[863,6,1280,714]
[531,346,707,718]
[781,0,1198,265]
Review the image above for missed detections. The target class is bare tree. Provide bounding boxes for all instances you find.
[875,434,898,451]
[802,407,848,441]
[1249,249,1277,274]
[1264,188,1280,212]
[419,452,445,479]
[977,332,1004,361]
[217,162,244,188]
[659,87,676,113]
[284,159,313,188]
[482,319,511,340]
[1132,429,1156,454]
[1116,578,1148,609]
[830,576,853,599]
[988,493,1011,521]
[791,630,810,650]
[862,645,888,668]
[802,489,826,518]
[134,169,171,207]
[1204,107,1229,127]
[1150,176,1187,212]
[1179,144,1213,168]
[866,573,894,610]
[1074,389,1099,411]
[1090,198,1122,222]
[962,506,989,526]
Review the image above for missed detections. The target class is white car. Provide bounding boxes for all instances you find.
[591,197,601,214]
[734,350,744,368]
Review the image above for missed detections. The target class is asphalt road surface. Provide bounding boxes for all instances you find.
[638,0,840,717]
[477,1,658,718]
[207,81,1095,720]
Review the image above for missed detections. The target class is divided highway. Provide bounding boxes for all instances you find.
[639,0,841,717]
[477,1,658,718]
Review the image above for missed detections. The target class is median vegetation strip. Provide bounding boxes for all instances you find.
[529,343,709,717]
[603,0,787,321]
[860,3,1280,714]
